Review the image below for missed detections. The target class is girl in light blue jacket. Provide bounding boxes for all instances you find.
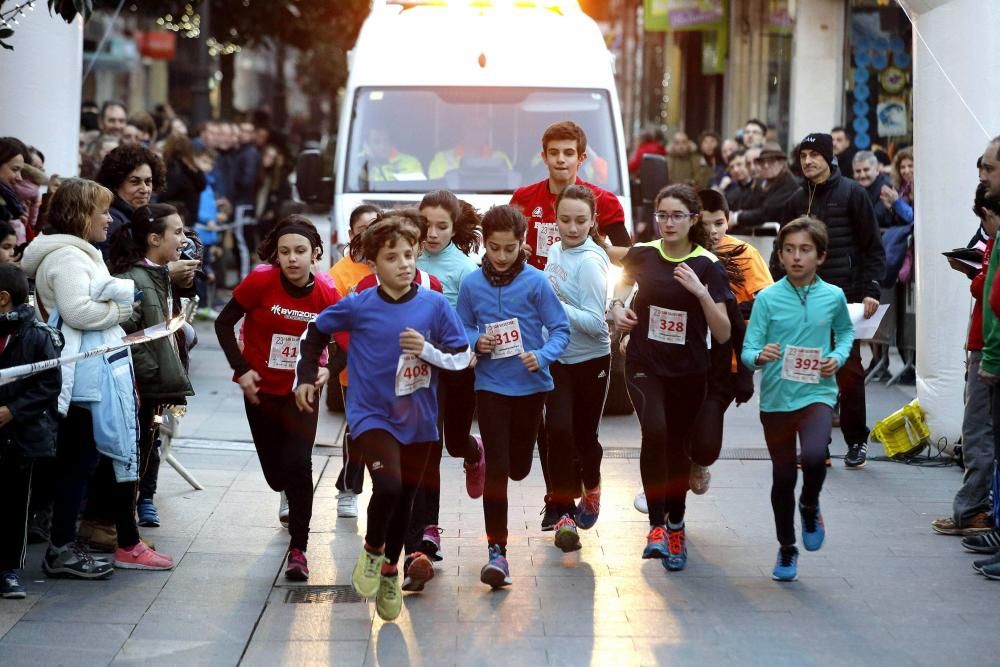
[542,185,612,552]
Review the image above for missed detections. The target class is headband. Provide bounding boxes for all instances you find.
[277,224,317,244]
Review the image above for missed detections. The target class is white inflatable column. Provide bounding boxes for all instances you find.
[907,0,1000,442]
[1,7,83,178]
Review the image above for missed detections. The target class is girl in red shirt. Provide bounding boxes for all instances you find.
[214,216,340,582]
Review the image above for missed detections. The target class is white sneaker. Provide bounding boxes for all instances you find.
[279,492,289,528]
[337,492,359,518]
[633,490,648,514]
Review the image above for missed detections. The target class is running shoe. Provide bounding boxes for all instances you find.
[402,552,434,592]
[278,491,290,527]
[0,571,26,599]
[689,464,711,495]
[465,435,486,499]
[284,548,309,581]
[480,544,512,589]
[844,443,868,468]
[352,546,383,598]
[800,503,826,551]
[973,553,1000,577]
[420,525,444,562]
[554,514,582,552]
[664,526,687,571]
[114,542,174,570]
[43,543,114,580]
[376,572,403,621]
[336,492,358,518]
[540,495,561,531]
[772,547,799,582]
[634,491,648,514]
[137,497,161,528]
[642,525,669,559]
[931,513,993,536]
[575,485,601,530]
[963,529,1000,554]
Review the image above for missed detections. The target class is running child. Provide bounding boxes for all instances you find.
[326,203,379,518]
[0,264,63,599]
[295,211,471,621]
[456,205,570,588]
[609,184,731,572]
[214,215,339,582]
[109,204,195,527]
[741,216,853,582]
[543,185,611,552]
[404,190,485,575]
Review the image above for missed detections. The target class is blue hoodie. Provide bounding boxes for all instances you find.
[417,241,477,309]
[543,237,611,364]
[457,263,570,396]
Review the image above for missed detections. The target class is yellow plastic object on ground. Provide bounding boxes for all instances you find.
[871,399,931,459]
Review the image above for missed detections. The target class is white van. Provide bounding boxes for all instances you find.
[299,0,631,252]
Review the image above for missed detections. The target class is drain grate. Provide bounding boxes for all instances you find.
[284,585,364,604]
[602,447,770,461]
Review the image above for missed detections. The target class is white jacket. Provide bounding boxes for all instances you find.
[22,233,134,413]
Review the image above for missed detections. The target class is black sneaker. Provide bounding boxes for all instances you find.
[972,552,1000,575]
[963,528,1000,554]
[844,443,868,468]
[43,543,114,580]
[540,495,560,531]
[1,571,26,599]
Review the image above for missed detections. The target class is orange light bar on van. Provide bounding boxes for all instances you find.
[382,0,581,13]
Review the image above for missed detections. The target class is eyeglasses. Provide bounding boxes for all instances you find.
[654,212,696,224]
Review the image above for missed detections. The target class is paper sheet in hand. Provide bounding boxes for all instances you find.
[847,303,890,341]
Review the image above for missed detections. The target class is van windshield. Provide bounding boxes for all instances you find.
[344,87,623,196]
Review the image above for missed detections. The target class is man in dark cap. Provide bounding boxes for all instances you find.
[730,141,799,229]
[776,132,886,469]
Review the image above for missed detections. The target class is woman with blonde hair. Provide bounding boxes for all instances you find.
[22,178,174,579]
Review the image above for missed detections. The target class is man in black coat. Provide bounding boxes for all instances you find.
[778,132,886,469]
[730,141,800,230]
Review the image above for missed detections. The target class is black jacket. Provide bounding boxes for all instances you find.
[97,195,134,263]
[778,167,886,301]
[724,179,761,212]
[0,304,64,459]
[733,170,801,228]
[861,173,894,229]
[162,159,207,225]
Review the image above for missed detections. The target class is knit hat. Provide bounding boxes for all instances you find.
[798,133,834,167]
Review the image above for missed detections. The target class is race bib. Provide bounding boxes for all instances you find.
[268,333,300,370]
[535,222,561,258]
[647,305,687,345]
[395,353,431,396]
[781,345,822,384]
[485,317,525,359]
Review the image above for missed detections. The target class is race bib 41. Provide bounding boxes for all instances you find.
[268,333,300,370]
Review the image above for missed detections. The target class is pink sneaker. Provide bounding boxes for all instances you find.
[465,435,486,499]
[114,541,174,570]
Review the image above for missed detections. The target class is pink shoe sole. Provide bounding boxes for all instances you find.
[465,435,486,499]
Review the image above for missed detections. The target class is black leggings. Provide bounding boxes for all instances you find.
[244,393,319,551]
[335,385,365,494]
[406,366,479,552]
[761,404,832,546]
[546,356,610,517]
[0,453,32,570]
[137,402,163,500]
[50,405,141,550]
[477,390,547,550]
[354,429,432,565]
[626,365,706,527]
[689,393,734,467]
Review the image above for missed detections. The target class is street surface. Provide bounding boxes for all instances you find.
[0,321,996,666]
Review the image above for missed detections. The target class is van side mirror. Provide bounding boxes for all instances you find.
[295,148,334,210]
[639,154,668,203]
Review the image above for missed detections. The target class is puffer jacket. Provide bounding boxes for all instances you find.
[0,304,64,459]
[777,166,885,302]
[116,262,194,402]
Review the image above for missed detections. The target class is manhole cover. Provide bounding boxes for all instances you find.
[284,585,364,604]
[601,447,770,461]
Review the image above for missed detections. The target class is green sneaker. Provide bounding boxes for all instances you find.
[352,547,383,598]
[376,573,403,621]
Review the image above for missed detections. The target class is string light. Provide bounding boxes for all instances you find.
[0,0,35,29]
[156,3,200,38]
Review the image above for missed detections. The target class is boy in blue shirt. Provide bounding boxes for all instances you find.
[742,216,854,582]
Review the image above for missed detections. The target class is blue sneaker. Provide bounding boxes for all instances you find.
[772,547,799,581]
[1,571,26,599]
[642,525,669,559]
[137,498,161,528]
[575,485,601,530]
[663,526,688,571]
[800,503,826,551]
[480,544,511,589]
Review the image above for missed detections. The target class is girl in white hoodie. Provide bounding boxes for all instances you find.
[22,178,173,578]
